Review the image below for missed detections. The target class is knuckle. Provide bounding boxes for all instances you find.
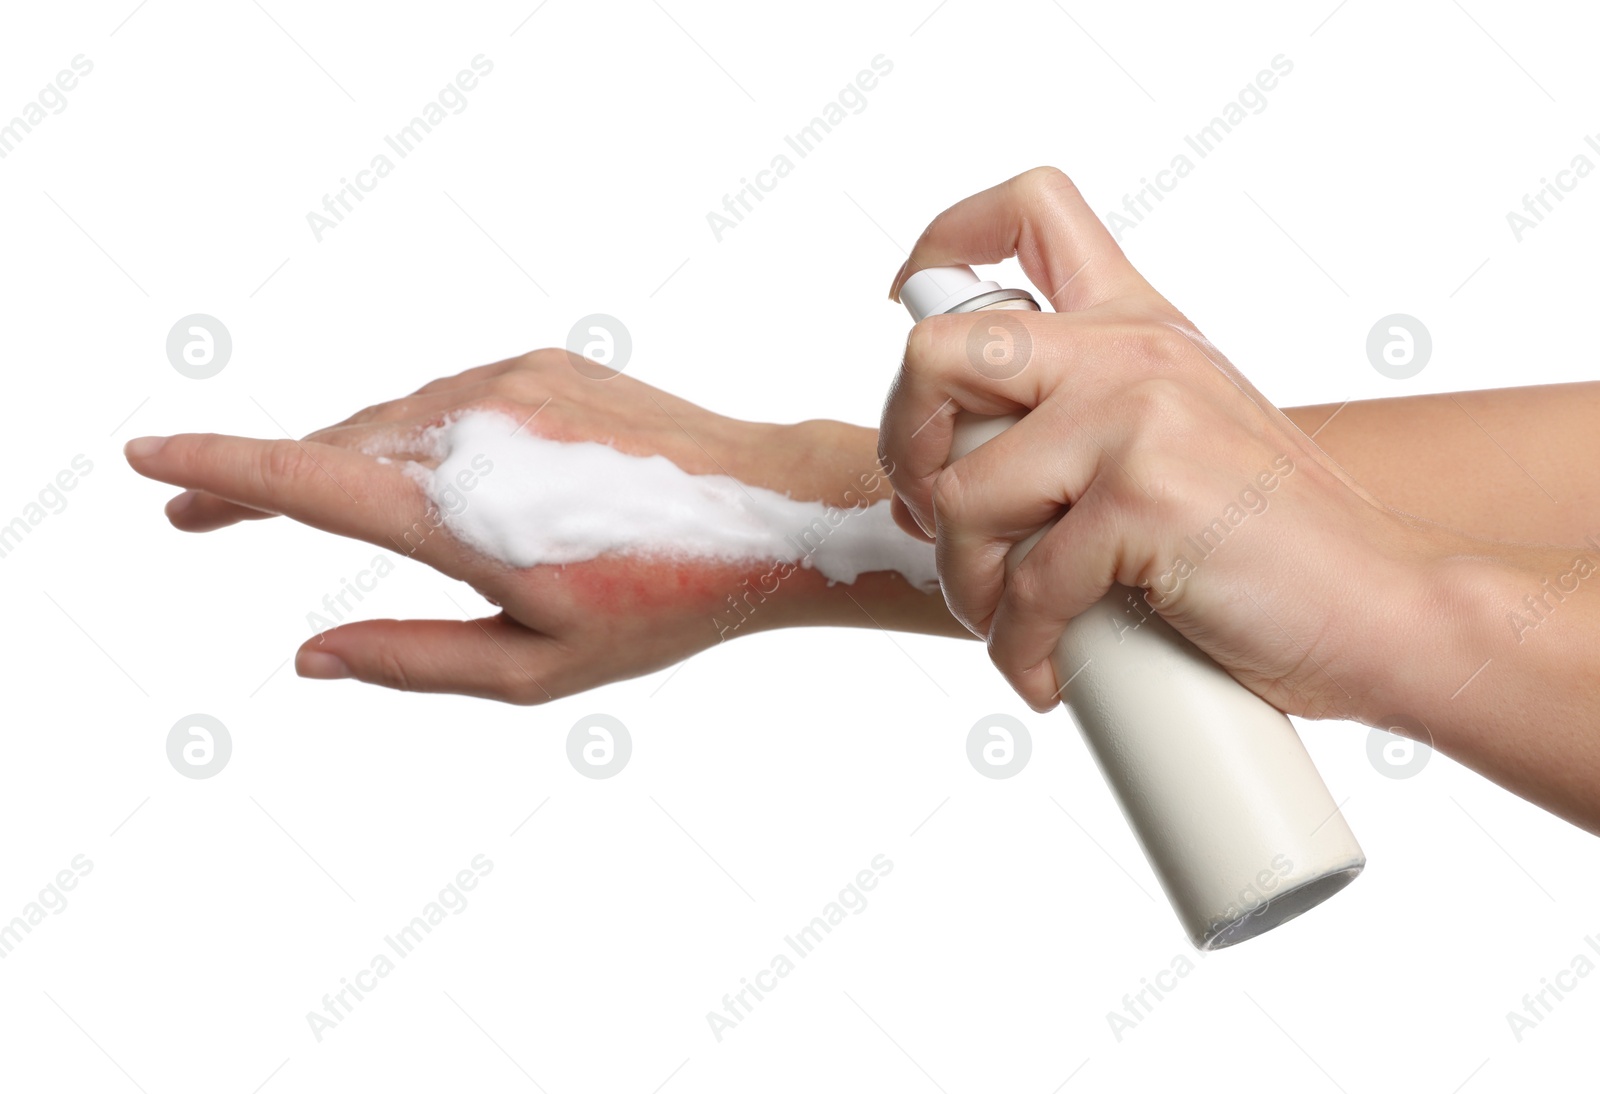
[260,439,311,489]
[488,369,545,401]
[519,347,567,372]
[929,464,970,525]
[1147,321,1197,364]
[1115,444,1206,529]
[372,647,416,693]
[1109,321,1190,372]
[1118,377,1207,454]
[902,319,939,378]
[1122,375,1187,420]
[1002,561,1050,620]
[1016,165,1078,205]
[902,312,961,378]
[165,434,205,473]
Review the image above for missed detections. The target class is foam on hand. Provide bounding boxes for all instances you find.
[407,409,938,589]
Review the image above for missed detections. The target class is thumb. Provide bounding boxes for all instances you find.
[296,616,559,704]
[889,166,1149,313]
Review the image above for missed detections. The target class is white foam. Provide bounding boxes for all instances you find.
[411,409,938,589]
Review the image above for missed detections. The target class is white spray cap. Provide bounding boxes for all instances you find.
[899,265,1005,322]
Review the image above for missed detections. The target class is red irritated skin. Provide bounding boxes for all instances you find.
[518,554,940,697]
[122,349,967,705]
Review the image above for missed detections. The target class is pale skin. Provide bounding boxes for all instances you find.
[125,167,1600,835]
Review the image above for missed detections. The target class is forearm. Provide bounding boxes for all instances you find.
[1298,382,1600,831]
[1282,381,1600,547]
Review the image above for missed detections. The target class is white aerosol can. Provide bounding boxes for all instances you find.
[900,265,1364,949]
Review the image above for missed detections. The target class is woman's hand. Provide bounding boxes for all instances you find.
[879,166,1476,723]
[125,350,957,703]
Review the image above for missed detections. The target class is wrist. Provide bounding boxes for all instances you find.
[779,418,896,504]
[1347,529,1554,733]
[720,417,964,639]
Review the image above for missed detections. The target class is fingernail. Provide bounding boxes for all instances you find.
[165,490,198,518]
[297,650,352,680]
[124,436,168,459]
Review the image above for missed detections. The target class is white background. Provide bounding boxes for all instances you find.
[2,0,1597,1090]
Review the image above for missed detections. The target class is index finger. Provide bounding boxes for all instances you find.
[124,433,475,576]
[889,166,1149,313]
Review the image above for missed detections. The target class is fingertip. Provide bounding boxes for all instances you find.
[890,494,934,542]
[888,259,910,302]
[1017,660,1063,713]
[296,647,353,680]
[164,490,275,532]
[164,490,197,523]
[124,435,168,463]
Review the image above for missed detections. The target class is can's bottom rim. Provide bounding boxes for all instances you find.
[1197,860,1366,951]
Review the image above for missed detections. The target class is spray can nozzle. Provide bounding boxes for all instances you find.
[900,265,1038,322]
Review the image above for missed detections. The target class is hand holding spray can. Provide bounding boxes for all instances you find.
[898,265,1364,949]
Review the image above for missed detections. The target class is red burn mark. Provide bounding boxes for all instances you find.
[546,553,833,614]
